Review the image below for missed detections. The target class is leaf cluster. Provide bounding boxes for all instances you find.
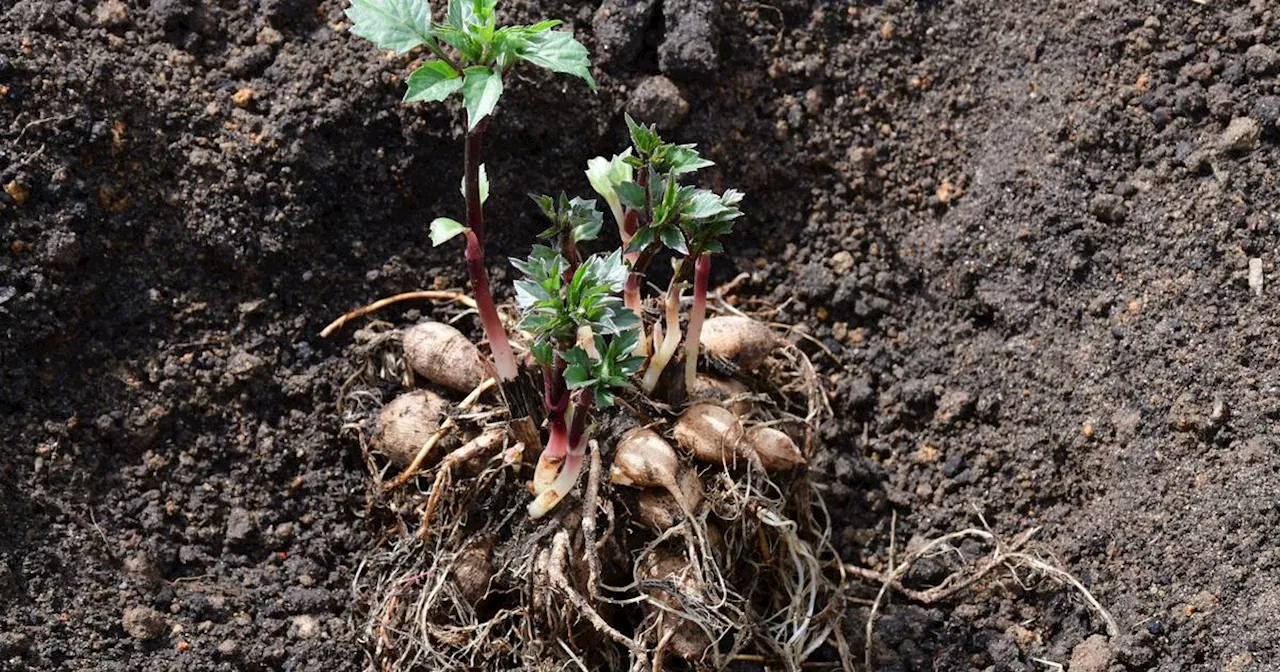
[530,193,603,245]
[346,0,594,128]
[512,248,642,406]
[611,116,744,257]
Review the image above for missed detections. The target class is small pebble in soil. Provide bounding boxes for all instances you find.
[1245,44,1279,76]
[1069,634,1113,672]
[1221,117,1261,152]
[93,0,129,27]
[626,75,689,130]
[1249,258,1263,296]
[232,88,255,109]
[1089,193,1128,223]
[122,606,166,641]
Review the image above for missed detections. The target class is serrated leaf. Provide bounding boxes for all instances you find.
[346,0,434,54]
[520,30,596,90]
[666,145,715,175]
[405,60,462,103]
[682,190,728,219]
[626,226,655,253]
[461,67,503,130]
[573,217,602,243]
[659,227,688,255]
[429,217,469,246]
[430,24,481,60]
[514,279,552,309]
[615,181,646,211]
[625,114,660,154]
[447,0,475,30]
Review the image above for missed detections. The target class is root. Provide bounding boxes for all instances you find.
[550,529,646,657]
[581,440,603,600]
[850,520,1119,668]
[320,290,478,338]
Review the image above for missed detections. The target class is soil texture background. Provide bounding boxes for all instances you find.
[3,0,1279,670]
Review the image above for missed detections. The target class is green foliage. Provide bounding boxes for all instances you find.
[561,328,645,407]
[347,0,595,126]
[429,217,469,246]
[346,0,434,54]
[530,193,603,244]
[513,249,637,348]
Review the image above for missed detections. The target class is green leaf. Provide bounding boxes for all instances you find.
[429,217,469,246]
[666,145,715,175]
[346,0,434,54]
[626,226,655,254]
[404,60,462,103]
[520,30,596,90]
[461,67,503,130]
[615,181,646,211]
[430,24,481,61]
[625,114,660,154]
[682,190,728,219]
[659,226,688,255]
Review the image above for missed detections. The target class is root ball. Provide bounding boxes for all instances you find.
[373,389,448,467]
[403,321,486,395]
[700,316,779,369]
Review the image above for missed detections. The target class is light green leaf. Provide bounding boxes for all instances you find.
[459,164,490,204]
[429,217,469,246]
[521,30,596,91]
[461,67,503,130]
[346,0,434,54]
[404,61,463,102]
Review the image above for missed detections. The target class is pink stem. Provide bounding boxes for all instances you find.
[684,254,710,393]
[464,231,518,381]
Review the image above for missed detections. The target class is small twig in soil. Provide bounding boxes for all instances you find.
[458,376,497,410]
[417,427,505,538]
[320,290,478,338]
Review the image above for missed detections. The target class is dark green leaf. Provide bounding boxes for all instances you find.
[520,30,596,90]
[429,217,468,246]
[461,67,503,130]
[615,181,646,210]
[404,60,463,102]
[625,114,661,154]
[626,226,655,254]
[430,24,480,60]
[346,0,434,54]
[666,144,715,175]
[659,226,688,255]
[682,190,728,219]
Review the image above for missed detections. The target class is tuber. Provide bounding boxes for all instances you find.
[674,403,750,468]
[403,321,487,395]
[641,549,710,662]
[746,426,806,472]
[688,373,753,416]
[637,468,704,533]
[699,316,779,369]
[373,389,449,468]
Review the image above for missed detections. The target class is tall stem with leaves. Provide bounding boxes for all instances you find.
[346,0,595,382]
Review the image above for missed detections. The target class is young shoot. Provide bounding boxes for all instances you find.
[512,246,644,517]
[346,0,595,382]
[599,116,742,393]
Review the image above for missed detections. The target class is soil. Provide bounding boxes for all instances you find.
[2,0,1278,670]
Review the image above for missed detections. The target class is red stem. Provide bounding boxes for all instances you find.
[684,254,711,392]
[464,230,517,380]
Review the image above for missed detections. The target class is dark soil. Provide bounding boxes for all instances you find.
[3,0,1278,669]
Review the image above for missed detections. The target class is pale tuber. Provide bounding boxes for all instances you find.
[699,315,779,369]
[403,321,487,395]
[373,389,449,468]
[746,426,806,472]
[637,469,704,533]
[688,374,753,416]
[673,403,750,468]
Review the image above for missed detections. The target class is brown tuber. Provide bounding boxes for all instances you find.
[451,537,494,604]
[610,428,702,524]
[641,549,710,661]
[637,469,704,533]
[688,373,753,416]
[403,321,487,395]
[747,426,806,472]
[674,403,750,468]
[699,316,779,369]
[373,389,448,467]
